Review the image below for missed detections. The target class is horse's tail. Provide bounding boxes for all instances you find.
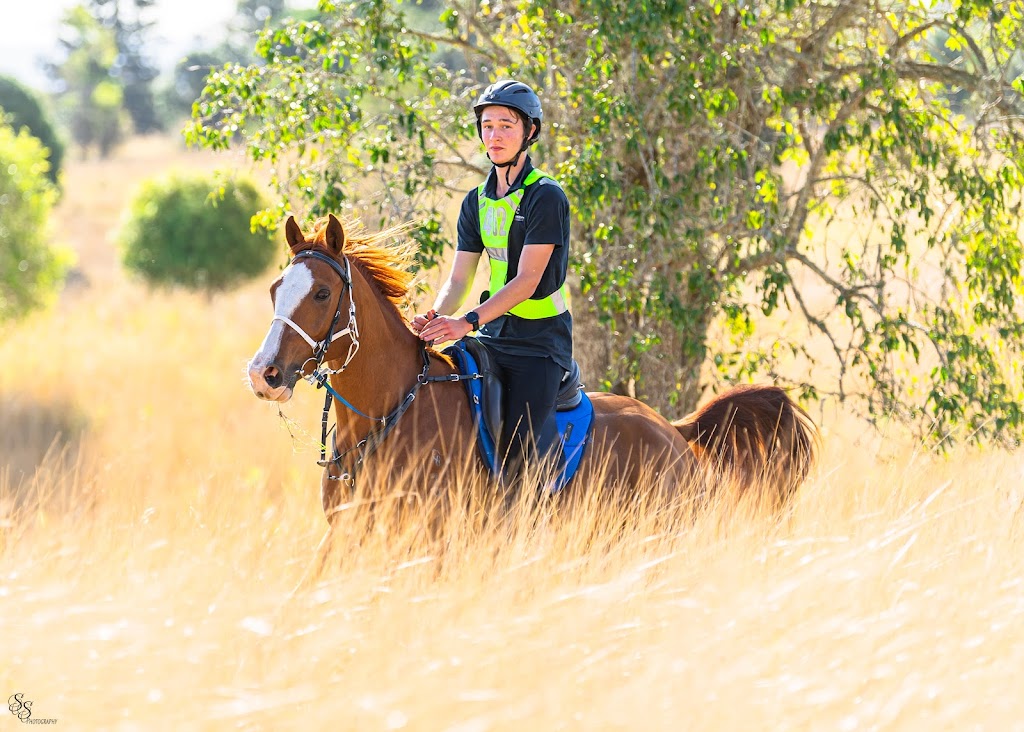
[672,384,819,503]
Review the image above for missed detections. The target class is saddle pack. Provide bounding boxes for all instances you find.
[443,337,593,493]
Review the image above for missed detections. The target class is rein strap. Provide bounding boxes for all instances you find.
[317,346,429,481]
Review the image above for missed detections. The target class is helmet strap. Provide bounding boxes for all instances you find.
[489,150,523,189]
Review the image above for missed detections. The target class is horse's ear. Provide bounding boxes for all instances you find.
[285,215,305,252]
[325,214,346,254]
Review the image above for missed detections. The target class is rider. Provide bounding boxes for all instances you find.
[413,79,573,485]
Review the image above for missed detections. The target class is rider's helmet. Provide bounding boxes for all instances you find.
[473,80,543,147]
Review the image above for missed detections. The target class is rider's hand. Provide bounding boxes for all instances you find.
[418,314,472,345]
[411,309,437,334]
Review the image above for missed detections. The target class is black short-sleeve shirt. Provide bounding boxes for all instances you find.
[457,157,573,371]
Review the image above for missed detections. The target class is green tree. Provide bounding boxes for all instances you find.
[190,0,1024,445]
[87,0,162,134]
[0,124,71,323]
[51,4,127,157]
[160,2,301,124]
[0,76,66,187]
[118,173,277,293]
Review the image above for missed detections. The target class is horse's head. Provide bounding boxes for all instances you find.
[247,214,356,402]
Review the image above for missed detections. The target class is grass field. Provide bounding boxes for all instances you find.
[2,135,1024,730]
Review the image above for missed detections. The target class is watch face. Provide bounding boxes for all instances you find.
[466,311,480,327]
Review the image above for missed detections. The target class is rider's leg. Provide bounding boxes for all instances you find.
[492,352,565,489]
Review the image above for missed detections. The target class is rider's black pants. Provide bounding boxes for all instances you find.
[491,351,565,485]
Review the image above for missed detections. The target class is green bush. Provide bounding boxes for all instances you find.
[0,76,65,187]
[0,124,71,323]
[119,173,277,292]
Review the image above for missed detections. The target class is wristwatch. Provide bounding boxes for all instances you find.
[464,310,481,331]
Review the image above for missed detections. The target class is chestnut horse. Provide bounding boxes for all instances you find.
[247,216,818,570]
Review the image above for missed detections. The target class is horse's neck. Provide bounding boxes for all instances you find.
[326,289,440,437]
[325,291,475,475]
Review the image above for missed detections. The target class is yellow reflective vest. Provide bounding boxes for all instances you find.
[477,168,570,319]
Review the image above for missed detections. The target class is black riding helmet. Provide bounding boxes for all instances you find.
[473,80,543,156]
[473,79,544,144]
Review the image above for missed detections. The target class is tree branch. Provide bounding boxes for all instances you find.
[784,262,849,400]
[404,27,501,65]
[789,249,883,316]
[797,0,862,58]
[947,20,990,75]
[896,62,1024,116]
[783,87,867,250]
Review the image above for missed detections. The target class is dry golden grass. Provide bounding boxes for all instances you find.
[3,135,1024,730]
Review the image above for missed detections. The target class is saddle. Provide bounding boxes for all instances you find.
[445,337,593,492]
[461,337,583,446]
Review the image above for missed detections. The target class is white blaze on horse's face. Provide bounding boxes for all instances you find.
[247,262,315,402]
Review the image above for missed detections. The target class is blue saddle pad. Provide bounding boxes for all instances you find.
[444,341,593,493]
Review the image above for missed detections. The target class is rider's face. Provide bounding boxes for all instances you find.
[480,106,533,165]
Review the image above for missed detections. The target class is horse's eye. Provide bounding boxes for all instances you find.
[315,288,331,301]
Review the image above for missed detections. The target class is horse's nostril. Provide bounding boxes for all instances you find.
[264,366,281,388]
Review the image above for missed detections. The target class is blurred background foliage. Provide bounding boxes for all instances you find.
[0,76,66,187]
[0,124,71,323]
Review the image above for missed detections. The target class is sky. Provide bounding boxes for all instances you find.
[0,0,314,91]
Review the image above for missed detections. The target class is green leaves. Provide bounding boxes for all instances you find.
[188,1,476,268]
[0,124,70,323]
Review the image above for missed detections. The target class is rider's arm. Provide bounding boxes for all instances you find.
[432,250,481,315]
[471,243,554,327]
[416,244,554,343]
[412,190,483,334]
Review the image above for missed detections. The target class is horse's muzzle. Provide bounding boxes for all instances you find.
[247,360,297,402]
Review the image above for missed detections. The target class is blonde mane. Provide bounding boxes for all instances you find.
[308,217,417,308]
[302,216,452,365]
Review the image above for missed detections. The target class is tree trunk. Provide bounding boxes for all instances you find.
[570,279,712,419]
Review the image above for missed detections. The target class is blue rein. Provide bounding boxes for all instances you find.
[312,370,384,424]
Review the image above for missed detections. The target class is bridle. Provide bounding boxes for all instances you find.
[278,248,477,487]
[275,249,361,378]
